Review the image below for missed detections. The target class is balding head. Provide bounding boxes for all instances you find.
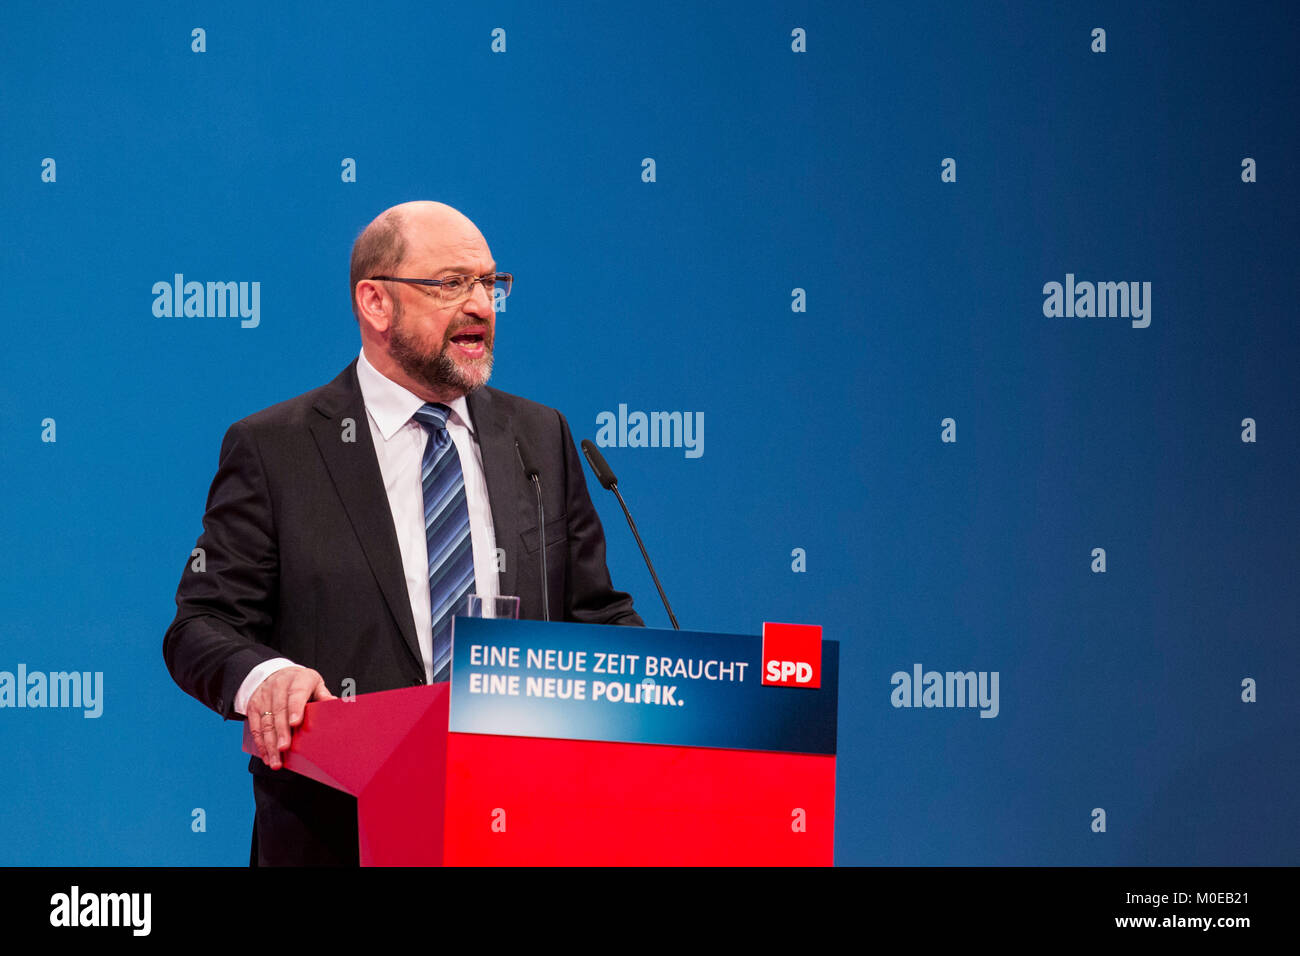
[349,201,488,319]
[350,201,498,403]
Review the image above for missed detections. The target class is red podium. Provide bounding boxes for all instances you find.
[244,620,837,865]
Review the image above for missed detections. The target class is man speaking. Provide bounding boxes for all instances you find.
[163,201,643,865]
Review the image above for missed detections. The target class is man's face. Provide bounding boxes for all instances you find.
[384,224,497,398]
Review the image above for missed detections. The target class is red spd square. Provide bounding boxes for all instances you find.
[761,622,822,688]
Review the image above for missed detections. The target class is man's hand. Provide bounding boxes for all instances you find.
[245,666,336,770]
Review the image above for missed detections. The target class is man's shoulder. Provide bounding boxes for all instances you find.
[470,384,565,432]
[222,365,570,440]
[233,362,358,432]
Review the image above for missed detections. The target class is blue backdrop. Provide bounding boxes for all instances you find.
[1,0,1296,865]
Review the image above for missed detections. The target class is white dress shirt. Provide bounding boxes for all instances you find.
[234,347,500,712]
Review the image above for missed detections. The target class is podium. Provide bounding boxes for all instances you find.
[243,619,838,865]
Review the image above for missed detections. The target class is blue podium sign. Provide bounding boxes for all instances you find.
[449,618,838,755]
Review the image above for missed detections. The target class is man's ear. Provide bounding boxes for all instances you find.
[355,280,393,333]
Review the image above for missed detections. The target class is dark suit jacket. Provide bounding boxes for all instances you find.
[163,359,642,865]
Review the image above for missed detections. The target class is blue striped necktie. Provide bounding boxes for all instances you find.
[411,403,476,683]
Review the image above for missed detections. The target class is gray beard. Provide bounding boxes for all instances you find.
[388,303,493,397]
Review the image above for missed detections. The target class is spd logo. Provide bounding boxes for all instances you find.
[761,622,821,688]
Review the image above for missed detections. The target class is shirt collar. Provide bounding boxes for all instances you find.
[355,346,474,441]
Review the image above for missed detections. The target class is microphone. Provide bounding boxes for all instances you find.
[515,439,550,622]
[580,439,680,630]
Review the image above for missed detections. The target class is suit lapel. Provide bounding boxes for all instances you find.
[466,387,523,602]
[308,361,424,675]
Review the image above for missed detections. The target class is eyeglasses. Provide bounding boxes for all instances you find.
[370,272,513,305]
